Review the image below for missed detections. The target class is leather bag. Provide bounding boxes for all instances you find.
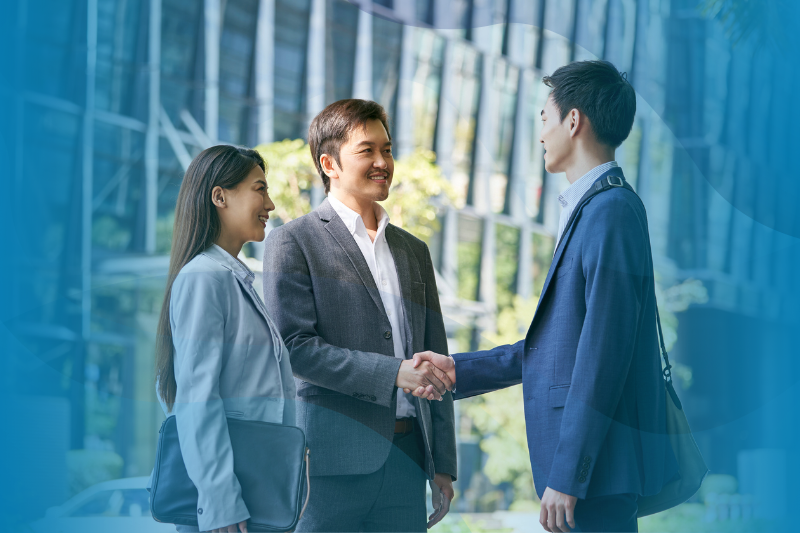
[150,415,310,532]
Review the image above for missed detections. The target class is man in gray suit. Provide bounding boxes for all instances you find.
[262,99,457,532]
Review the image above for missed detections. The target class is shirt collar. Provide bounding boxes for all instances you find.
[327,193,390,239]
[558,161,619,209]
[206,244,256,289]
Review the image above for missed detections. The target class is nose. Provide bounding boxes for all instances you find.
[264,194,275,213]
[374,155,388,169]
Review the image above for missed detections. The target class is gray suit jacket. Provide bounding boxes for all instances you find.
[262,198,457,480]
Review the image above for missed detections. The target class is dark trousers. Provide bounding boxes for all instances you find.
[295,425,427,533]
[570,493,638,532]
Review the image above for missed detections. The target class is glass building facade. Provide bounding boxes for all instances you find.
[4,0,799,521]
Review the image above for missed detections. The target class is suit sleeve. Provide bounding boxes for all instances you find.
[451,340,525,400]
[546,197,647,499]
[421,243,458,481]
[262,226,402,408]
[171,271,250,531]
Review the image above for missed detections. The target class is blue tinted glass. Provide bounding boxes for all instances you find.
[411,29,445,150]
[325,0,359,104]
[160,0,203,119]
[274,0,311,140]
[372,16,404,123]
[219,0,259,144]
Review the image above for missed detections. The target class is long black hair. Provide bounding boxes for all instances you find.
[155,145,266,411]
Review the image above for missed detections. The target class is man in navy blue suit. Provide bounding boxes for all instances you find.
[409,61,678,532]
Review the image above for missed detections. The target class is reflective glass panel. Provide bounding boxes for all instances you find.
[411,28,445,151]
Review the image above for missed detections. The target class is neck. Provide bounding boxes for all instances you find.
[329,189,379,230]
[214,233,244,260]
[564,144,616,184]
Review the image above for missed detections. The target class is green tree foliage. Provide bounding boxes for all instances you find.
[379,149,459,243]
[461,295,540,507]
[255,139,315,223]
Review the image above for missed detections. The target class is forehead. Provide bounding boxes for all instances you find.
[543,94,557,112]
[244,164,266,182]
[344,119,390,145]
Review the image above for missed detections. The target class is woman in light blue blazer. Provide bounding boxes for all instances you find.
[155,145,296,533]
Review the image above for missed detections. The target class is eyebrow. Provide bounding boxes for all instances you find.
[354,140,393,148]
[254,179,267,186]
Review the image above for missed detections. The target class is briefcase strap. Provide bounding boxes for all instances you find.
[566,174,683,410]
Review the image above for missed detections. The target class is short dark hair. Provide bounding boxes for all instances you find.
[542,60,636,148]
[308,99,391,193]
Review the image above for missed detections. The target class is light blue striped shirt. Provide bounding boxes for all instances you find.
[556,161,619,247]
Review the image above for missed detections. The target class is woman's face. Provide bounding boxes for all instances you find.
[215,165,275,245]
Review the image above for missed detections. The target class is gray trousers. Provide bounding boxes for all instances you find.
[295,426,428,533]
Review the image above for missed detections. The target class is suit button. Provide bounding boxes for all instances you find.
[578,476,586,483]
[198,508,203,515]
[384,331,392,339]
[583,456,591,463]
[580,469,588,476]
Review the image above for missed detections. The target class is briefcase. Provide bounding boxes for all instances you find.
[150,415,310,532]
[636,307,709,517]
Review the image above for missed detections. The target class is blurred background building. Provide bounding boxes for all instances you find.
[3,0,798,523]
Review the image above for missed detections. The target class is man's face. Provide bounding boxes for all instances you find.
[540,95,573,174]
[328,118,394,203]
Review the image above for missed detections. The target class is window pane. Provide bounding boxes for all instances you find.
[160,0,203,119]
[450,43,482,207]
[274,0,311,141]
[92,123,146,253]
[372,16,404,124]
[457,214,483,301]
[411,28,445,151]
[416,0,434,25]
[96,0,147,119]
[573,0,608,61]
[489,61,518,214]
[325,0,359,104]
[495,224,521,311]
[219,0,259,144]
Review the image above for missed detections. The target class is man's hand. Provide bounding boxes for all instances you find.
[396,359,452,401]
[403,351,456,399]
[428,473,454,528]
[539,487,577,532]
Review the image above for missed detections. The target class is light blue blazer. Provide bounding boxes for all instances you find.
[166,244,296,531]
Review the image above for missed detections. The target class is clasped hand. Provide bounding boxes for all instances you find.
[395,351,456,401]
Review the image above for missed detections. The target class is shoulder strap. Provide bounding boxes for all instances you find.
[569,174,683,408]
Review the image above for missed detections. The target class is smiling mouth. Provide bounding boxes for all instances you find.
[368,174,388,181]
[258,215,269,226]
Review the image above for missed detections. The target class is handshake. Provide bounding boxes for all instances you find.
[395,351,456,401]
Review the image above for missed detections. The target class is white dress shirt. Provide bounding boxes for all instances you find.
[556,161,619,247]
[328,194,416,418]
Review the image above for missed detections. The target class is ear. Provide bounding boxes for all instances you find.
[319,154,339,180]
[568,109,582,139]
[211,185,226,208]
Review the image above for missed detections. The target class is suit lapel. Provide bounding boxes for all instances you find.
[530,167,627,327]
[317,198,388,317]
[385,226,422,357]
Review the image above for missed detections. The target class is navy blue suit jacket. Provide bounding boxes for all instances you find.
[453,168,678,500]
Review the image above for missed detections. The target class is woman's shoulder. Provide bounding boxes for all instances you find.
[172,252,236,294]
